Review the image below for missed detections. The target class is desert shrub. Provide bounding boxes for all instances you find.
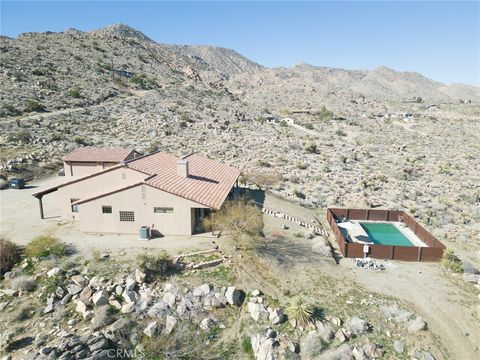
[67,88,81,98]
[10,276,36,292]
[303,123,314,130]
[241,336,254,359]
[304,143,318,154]
[346,316,368,336]
[14,305,35,321]
[7,129,32,143]
[24,100,46,113]
[335,129,347,137]
[245,170,281,190]
[296,162,308,170]
[1,103,21,116]
[293,189,305,199]
[0,239,21,275]
[25,235,66,258]
[257,159,271,168]
[286,297,315,328]
[137,251,172,278]
[32,68,48,76]
[202,198,263,245]
[40,273,67,301]
[317,107,334,121]
[441,249,463,273]
[301,332,326,358]
[130,73,158,89]
[73,136,87,145]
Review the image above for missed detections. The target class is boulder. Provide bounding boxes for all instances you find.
[393,340,404,354]
[248,302,269,322]
[125,278,136,291]
[79,286,93,303]
[67,284,83,295]
[47,267,61,277]
[92,290,108,306]
[165,315,177,335]
[163,292,176,308]
[109,318,137,333]
[251,289,261,297]
[143,321,159,338]
[122,290,137,304]
[135,268,147,284]
[61,294,72,305]
[408,317,427,332]
[268,308,284,325]
[251,334,276,360]
[199,317,215,331]
[287,341,299,354]
[43,304,54,314]
[71,275,89,287]
[121,302,135,314]
[193,283,211,297]
[214,292,227,307]
[225,286,243,306]
[109,300,122,310]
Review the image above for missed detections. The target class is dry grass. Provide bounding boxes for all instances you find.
[25,235,66,258]
[0,238,21,274]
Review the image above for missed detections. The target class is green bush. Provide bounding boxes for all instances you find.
[441,249,463,273]
[13,129,32,143]
[73,136,87,145]
[25,235,66,258]
[67,88,81,98]
[0,239,21,275]
[241,336,254,359]
[1,103,21,116]
[24,100,46,113]
[317,106,334,121]
[40,273,67,300]
[137,251,172,278]
[305,143,318,154]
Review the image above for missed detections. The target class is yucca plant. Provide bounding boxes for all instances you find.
[286,297,315,328]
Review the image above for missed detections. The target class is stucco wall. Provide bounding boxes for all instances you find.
[77,184,208,236]
[58,167,146,220]
[64,161,118,178]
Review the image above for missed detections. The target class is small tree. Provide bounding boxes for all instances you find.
[0,239,21,274]
[202,198,263,246]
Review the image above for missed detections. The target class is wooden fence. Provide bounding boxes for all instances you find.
[327,208,445,262]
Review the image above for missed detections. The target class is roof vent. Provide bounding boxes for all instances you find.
[177,159,189,178]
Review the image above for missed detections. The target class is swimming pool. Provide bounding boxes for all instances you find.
[360,222,413,246]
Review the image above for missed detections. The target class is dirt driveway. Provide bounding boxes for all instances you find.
[0,176,214,257]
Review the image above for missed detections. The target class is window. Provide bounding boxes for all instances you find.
[154,207,173,214]
[70,199,80,213]
[119,211,135,222]
[102,206,112,214]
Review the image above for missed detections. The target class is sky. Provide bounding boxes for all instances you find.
[1,1,479,86]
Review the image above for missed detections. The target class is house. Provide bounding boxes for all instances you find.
[63,147,142,178]
[33,151,241,236]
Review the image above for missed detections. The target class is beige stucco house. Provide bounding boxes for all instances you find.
[34,151,241,236]
[63,147,142,178]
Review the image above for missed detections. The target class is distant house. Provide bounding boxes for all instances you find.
[63,147,142,178]
[34,152,241,236]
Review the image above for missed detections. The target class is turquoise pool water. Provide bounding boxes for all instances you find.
[360,222,414,246]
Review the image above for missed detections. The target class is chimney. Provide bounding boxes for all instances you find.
[177,159,189,178]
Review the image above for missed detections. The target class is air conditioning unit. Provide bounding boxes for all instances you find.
[139,226,151,241]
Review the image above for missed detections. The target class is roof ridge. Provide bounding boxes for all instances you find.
[124,149,164,164]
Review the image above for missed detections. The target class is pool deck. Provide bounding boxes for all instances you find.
[337,220,427,247]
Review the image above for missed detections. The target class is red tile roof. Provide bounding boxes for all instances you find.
[63,147,134,162]
[126,152,241,209]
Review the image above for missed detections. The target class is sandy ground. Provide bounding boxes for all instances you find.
[0,176,215,257]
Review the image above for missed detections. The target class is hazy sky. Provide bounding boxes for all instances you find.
[1,1,479,86]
